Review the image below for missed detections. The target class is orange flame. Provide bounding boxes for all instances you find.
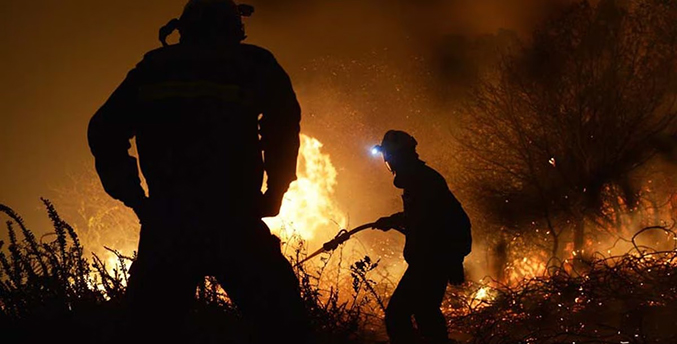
[263,134,347,242]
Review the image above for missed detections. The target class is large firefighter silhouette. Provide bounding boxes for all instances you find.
[88,1,311,343]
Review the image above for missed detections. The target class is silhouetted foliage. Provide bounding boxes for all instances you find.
[4,201,677,343]
[0,199,127,343]
[0,201,384,344]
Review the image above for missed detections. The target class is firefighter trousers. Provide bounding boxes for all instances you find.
[385,263,450,344]
[124,217,312,344]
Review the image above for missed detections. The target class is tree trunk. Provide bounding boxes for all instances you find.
[551,232,559,261]
[574,218,585,253]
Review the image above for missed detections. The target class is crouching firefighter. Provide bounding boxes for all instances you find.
[87,1,312,343]
[371,130,472,344]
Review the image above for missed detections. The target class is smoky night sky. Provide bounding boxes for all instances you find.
[0,0,570,237]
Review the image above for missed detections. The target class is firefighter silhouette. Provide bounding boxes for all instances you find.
[372,130,472,344]
[87,1,311,343]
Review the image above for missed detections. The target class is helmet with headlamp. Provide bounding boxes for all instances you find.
[371,130,418,172]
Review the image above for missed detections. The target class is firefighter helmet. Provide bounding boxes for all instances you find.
[160,0,254,46]
[376,130,418,156]
[180,0,247,42]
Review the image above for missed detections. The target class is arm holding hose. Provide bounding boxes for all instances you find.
[374,212,406,234]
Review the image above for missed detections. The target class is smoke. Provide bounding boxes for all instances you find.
[246,0,570,83]
[237,0,573,278]
[0,0,577,282]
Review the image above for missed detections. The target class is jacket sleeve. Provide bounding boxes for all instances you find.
[389,212,407,234]
[87,66,146,208]
[259,53,301,194]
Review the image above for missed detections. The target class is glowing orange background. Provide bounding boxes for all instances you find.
[0,0,569,251]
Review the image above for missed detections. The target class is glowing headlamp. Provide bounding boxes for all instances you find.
[370,144,394,173]
[370,145,382,156]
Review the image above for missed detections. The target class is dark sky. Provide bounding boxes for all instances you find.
[0,0,566,235]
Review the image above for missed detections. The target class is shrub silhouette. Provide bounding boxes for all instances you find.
[0,200,382,344]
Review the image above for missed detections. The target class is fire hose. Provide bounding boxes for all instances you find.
[294,222,375,267]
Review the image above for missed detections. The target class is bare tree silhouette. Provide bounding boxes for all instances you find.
[458,0,677,266]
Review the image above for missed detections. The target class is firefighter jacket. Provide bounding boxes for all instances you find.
[393,161,472,266]
[88,43,301,217]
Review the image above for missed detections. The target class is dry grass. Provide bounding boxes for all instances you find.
[3,200,677,344]
[444,226,677,344]
[0,200,384,344]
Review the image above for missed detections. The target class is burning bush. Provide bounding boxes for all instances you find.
[3,201,677,343]
[445,226,677,344]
